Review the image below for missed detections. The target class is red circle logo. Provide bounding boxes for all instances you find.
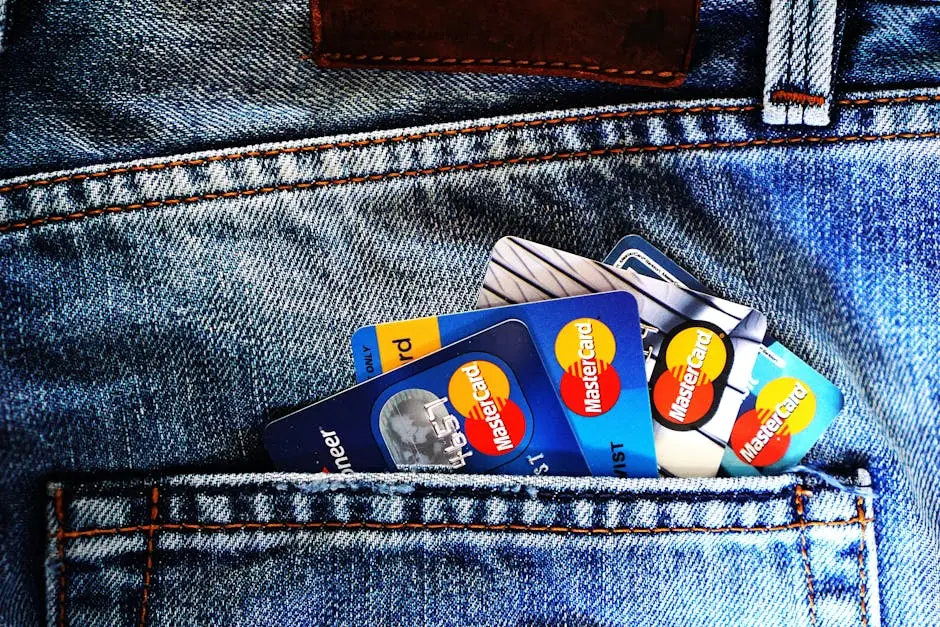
[464,398,526,456]
[559,362,621,417]
[554,319,621,418]
[729,409,791,467]
[652,371,714,426]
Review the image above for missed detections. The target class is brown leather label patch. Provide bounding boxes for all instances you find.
[311,0,700,87]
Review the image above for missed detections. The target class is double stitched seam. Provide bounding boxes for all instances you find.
[1,95,938,197]
[0,103,756,196]
[51,488,874,627]
[59,514,874,539]
[139,486,159,627]
[795,485,817,627]
[857,497,870,627]
[2,130,939,234]
[842,95,940,106]
[317,52,680,78]
[54,488,67,627]
[79,487,795,506]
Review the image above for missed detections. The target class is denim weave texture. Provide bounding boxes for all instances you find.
[0,0,938,625]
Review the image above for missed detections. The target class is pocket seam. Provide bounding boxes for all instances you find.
[59,507,871,539]
[5,128,939,236]
[857,496,871,627]
[52,483,876,626]
[1,94,937,201]
[138,487,159,627]
[56,484,809,505]
[53,489,66,627]
[796,484,818,627]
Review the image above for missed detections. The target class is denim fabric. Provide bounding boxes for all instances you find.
[841,1,940,87]
[0,0,8,52]
[46,472,876,627]
[0,0,935,177]
[0,0,939,626]
[1,88,937,625]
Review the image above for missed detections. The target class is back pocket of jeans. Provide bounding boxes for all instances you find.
[46,470,878,627]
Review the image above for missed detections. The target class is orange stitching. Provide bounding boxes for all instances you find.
[319,52,680,78]
[836,94,940,106]
[59,514,873,539]
[1,129,938,234]
[0,103,757,196]
[1,93,936,197]
[770,90,826,107]
[139,486,159,627]
[54,488,67,627]
[857,497,870,627]
[795,486,817,627]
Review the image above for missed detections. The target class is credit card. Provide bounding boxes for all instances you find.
[606,234,708,292]
[352,292,656,477]
[477,236,768,477]
[604,235,844,476]
[265,320,590,476]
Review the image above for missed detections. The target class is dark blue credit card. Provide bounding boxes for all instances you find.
[264,320,590,476]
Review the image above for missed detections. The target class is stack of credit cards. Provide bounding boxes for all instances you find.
[265,236,842,478]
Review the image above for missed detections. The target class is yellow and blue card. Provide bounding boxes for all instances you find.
[352,292,657,477]
[265,320,590,476]
[604,235,843,476]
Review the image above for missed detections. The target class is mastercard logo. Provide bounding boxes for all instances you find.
[554,318,621,417]
[730,377,816,467]
[447,360,526,456]
[651,321,733,431]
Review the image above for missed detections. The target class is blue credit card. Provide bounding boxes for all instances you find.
[265,320,590,476]
[604,235,844,476]
[352,292,656,477]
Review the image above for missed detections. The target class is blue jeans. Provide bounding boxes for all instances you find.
[1,0,938,625]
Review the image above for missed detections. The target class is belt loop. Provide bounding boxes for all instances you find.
[0,0,8,53]
[763,0,844,126]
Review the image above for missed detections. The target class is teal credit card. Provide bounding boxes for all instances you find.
[352,292,656,477]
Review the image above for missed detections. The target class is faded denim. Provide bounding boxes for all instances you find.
[0,0,938,625]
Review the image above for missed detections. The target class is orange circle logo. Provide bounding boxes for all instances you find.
[554,318,621,417]
[664,326,728,384]
[447,360,525,456]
